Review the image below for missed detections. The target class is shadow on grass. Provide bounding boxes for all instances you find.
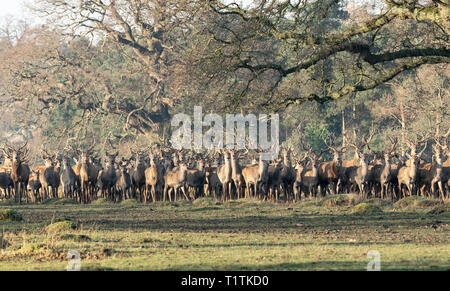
[159,261,449,271]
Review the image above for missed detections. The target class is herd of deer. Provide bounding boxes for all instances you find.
[0,130,449,204]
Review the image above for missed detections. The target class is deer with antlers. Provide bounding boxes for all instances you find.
[397,136,428,198]
[2,142,30,203]
[217,150,233,201]
[280,148,296,202]
[417,138,447,200]
[145,152,162,203]
[343,127,375,198]
[38,149,60,200]
[163,156,189,202]
[242,150,269,199]
[293,152,308,201]
[60,156,77,200]
[99,152,119,201]
[318,135,345,196]
[71,142,97,203]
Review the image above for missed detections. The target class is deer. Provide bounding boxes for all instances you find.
[145,152,163,203]
[204,158,222,200]
[60,157,77,200]
[343,128,375,198]
[116,158,132,201]
[242,151,269,199]
[417,142,445,200]
[0,172,13,200]
[292,152,308,201]
[397,137,427,198]
[99,152,118,201]
[163,159,189,202]
[217,150,233,201]
[39,149,59,200]
[378,137,398,200]
[267,160,284,202]
[130,152,147,202]
[2,142,31,203]
[301,149,326,199]
[280,148,296,202]
[318,136,345,196]
[73,142,97,204]
[186,154,207,199]
[434,130,449,199]
[229,149,246,200]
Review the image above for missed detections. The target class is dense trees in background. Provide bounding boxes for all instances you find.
[0,0,448,162]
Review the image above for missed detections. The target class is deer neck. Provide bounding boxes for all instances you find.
[360,160,368,176]
[283,155,291,167]
[259,160,268,176]
[311,164,318,177]
[409,160,417,179]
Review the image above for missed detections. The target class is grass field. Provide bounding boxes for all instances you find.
[0,195,449,271]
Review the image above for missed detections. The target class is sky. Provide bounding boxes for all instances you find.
[0,0,31,21]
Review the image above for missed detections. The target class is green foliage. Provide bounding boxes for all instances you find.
[350,203,383,215]
[0,209,23,221]
[45,220,77,233]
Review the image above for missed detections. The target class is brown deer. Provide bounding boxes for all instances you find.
[60,157,76,200]
[2,142,30,203]
[186,154,207,199]
[417,142,445,200]
[379,137,398,199]
[116,158,132,201]
[0,172,13,200]
[39,149,59,200]
[267,160,283,201]
[130,152,147,202]
[163,160,189,202]
[397,137,427,198]
[217,150,233,201]
[318,136,345,196]
[99,152,118,201]
[230,149,246,200]
[301,150,326,199]
[293,153,308,201]
[145,152,163,203]
[204,158,222,200]
[242,151,269,199]
[343,129,375,198]
[280,148,296,202]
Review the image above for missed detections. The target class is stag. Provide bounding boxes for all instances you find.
[60,157,77,200]
[318,136,345,196]
[39,149,59,200]
[230,149,246,200]
[292,153,308,201]
[301,149,326,199]
[397,137,427,198]
[186,154,206,199]
[280,148,296,202]
[378,137,398,199]
[242,151,269,199]
[343,129,375,197]
[0,172,13,200]
[73,142,97,203]
[2,142,30,203]
[145,153,163,203]
[116,158,132,201]
[130,152,147,202]
[417,143,445,199]
[204,158,222,200]
[217,150,233,201]
[267,160,283,202]
[99,152,118,201]
[163,160,189,202]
